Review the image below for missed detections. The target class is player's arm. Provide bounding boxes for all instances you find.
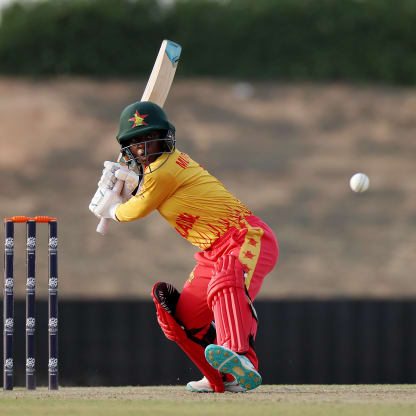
[115,171,176,222]
[96,40,181,235]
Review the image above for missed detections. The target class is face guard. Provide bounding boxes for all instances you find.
[120,129,176,174]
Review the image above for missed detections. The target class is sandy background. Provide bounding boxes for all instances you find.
[1,77,415,299]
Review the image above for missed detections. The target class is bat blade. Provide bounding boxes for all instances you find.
[96,40,182,235]
[141,40,181,106]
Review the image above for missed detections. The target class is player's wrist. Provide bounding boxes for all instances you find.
[109,203,120,221]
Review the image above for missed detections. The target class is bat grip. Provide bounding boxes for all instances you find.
[96,179,124,235]
[97,217,110,235]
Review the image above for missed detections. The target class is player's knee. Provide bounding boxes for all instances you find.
[153,281,217,347]
[207,254,246,302]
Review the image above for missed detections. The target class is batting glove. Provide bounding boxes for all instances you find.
[115,166,141,202]
[89,187,122,220]
[98,161,120,190]
[98,161,141,202]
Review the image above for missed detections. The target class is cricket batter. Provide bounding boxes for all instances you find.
[89,101,278,393]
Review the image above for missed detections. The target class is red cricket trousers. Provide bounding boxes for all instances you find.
[175,215,278,369]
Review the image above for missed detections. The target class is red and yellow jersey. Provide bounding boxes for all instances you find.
[115,149,252,250]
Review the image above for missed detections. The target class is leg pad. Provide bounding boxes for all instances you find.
[207,255,258,353]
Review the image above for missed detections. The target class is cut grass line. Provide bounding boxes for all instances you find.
[0,385,415,416]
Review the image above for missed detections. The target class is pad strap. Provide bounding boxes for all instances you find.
[207,255,258,353]
[152,282,225,393]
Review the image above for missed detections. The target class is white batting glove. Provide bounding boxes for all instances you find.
[115,166,141,202]
[98,161,140,202]
[89,187,106,218]
[98,161,121,190]
[89,187,122,220]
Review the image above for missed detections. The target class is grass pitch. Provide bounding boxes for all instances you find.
[1,385,415,416]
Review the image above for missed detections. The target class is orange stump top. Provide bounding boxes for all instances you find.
[5,216,57,223]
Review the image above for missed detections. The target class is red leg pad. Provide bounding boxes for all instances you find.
[207,255,258,354]
[152,282,225,393]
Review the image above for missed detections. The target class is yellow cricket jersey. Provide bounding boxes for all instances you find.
[115,149,252,250]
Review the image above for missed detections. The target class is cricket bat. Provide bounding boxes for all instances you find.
[96,39,182,235]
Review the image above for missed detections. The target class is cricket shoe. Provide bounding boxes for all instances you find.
[186,376,246,393]
[205,344,262,391]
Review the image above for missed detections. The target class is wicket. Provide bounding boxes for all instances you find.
[3,216,58,390]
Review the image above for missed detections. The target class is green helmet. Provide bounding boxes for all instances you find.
[116,101,175,145]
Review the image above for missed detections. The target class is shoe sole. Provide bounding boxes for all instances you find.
[186,380,246,393]
[186,383,213,393]
[205,345,262,391]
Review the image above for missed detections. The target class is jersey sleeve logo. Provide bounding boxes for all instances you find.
[129,110,148,128]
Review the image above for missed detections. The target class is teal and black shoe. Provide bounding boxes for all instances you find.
[205,344,262,391]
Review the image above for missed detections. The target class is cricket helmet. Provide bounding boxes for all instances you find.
[117,101,176,173]
[116,101,175,145]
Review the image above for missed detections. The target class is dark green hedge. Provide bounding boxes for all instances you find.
[1,0,416,84]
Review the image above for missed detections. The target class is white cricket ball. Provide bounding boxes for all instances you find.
[349,173,370,193]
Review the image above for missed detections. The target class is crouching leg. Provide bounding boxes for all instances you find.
[152,282,225,393]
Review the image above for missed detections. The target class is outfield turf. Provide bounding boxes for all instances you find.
[1,385,415,416]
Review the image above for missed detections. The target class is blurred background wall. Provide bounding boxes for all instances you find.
[1,0,415,387]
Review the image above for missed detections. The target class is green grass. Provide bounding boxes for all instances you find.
[1,386,415,416]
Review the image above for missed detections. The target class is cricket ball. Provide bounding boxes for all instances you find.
[349,173,370,193]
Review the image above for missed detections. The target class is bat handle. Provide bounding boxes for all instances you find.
[96,179,124,235]
[97,217,110,235]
